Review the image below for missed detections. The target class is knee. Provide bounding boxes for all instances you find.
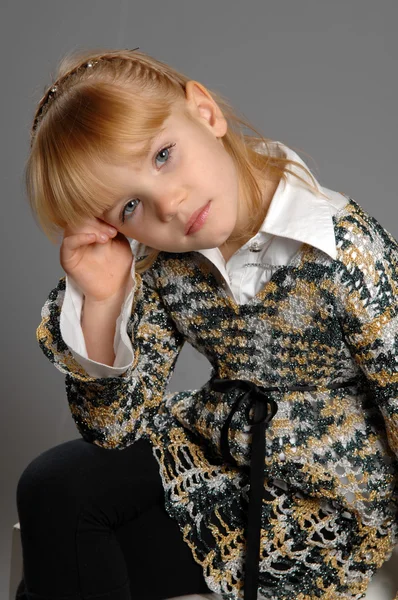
[16,438,89,515]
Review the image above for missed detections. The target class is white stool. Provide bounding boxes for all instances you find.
[9,523,22,600]
[9,523,398,600]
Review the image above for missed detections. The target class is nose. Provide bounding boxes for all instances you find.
[154,193,185,222]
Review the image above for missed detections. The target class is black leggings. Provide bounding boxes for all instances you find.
[16,437,211,600]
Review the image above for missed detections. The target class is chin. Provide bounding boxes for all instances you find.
[214,230,236,247]
[193,232,229,250]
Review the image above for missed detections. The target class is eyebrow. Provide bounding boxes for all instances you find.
[134,125,168,162]
[101,192,131,221]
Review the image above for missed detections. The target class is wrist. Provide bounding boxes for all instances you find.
[84,278,132,308]
[81,290,126,325]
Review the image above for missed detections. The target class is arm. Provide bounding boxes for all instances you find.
[37,267,185,449]
[60,273,135,377]
[60,239,147,378]
[81,289,131,366]
[333,200,398,456]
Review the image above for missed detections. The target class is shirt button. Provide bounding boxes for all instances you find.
[248,241,262,252]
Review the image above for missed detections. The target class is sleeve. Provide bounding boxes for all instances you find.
[36,262,186,449]
[334,201,398,457]
[60,271,135,378]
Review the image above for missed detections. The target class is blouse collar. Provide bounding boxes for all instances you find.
[198,140,341,263]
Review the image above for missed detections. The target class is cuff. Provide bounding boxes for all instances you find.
[60,258,136,378]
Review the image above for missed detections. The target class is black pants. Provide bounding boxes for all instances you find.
[16,437,210,600]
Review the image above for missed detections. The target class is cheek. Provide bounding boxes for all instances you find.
[216,151,239,196]
[195,144,237,193]
[120,206,144,236]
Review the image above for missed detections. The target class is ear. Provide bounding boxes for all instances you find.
[185,80,227,138]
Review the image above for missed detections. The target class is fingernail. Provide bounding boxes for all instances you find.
[100,233,108,241]
[108,227,117,235]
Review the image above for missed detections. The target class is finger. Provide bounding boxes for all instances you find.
[64,221,118,239]
[62,232,107,254]
[91,216,119,236]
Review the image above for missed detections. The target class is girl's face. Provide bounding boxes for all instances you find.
[98,81,243,253]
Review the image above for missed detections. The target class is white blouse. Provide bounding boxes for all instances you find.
[59,141,348,378]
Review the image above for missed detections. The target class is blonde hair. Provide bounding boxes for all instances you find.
[26,47,329,274]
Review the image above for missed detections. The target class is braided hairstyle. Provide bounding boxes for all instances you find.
[26,47,327,273]
[30,48,187,145]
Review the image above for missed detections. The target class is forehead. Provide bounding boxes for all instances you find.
[126,108,193,163]
[107,107,197,171]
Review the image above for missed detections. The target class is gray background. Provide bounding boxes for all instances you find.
[1,0,397,596]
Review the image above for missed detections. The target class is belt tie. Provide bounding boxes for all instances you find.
[208,376,359,600]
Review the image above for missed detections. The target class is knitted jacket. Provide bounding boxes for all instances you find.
[37,196,398,600]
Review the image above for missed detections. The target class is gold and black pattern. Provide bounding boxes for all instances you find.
[38,271,185,447]
[37,196,398,599]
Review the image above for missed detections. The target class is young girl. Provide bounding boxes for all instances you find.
[17,47,398,600]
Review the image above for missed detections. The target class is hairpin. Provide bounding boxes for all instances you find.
[31,47,140,142]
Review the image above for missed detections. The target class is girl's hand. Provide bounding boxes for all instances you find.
[60,218,134,303]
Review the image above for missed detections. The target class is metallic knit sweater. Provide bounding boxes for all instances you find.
[37,196,398,600]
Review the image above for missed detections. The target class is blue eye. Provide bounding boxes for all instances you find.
[155,143,176,167]
[120,143,176,224]
[121,199,140,223]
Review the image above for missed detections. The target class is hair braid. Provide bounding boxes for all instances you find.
[30,49,141,143]
[30,48,186,145]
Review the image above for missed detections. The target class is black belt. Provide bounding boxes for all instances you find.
[208,376,359,600]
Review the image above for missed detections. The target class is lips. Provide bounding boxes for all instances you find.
[185,201,211,235]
